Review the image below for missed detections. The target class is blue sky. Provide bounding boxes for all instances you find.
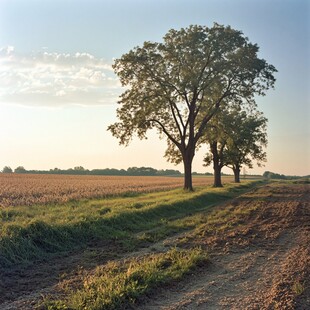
[0,0,309,175]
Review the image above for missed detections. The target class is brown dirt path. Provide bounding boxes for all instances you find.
[138,182,310,309]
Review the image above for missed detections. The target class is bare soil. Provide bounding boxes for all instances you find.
[1,182,309,309]
[138,182,310,309]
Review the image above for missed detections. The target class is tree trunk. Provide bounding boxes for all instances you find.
[183,150,194,191]
[211,141,223,187]
[183,160,193,191]
[213,164,223,187]
[233,165,240,183]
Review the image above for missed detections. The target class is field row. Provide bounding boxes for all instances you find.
[0,174,224,207]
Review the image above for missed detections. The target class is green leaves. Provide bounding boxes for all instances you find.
[204,106,268,172]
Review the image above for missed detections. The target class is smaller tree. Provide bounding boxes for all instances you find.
[203,115,228,187]
[203,142,226,187]
[74,166,85,171]
[203,105,241,187]
[14,166,26,173]
[225,110,268,182]
[203,107,267,184]
[50,168,61,174]
[2,166,13,173]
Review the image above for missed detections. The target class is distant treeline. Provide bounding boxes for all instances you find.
[262,171,309,180]
[1,165,188,176]
[1,165,215,176]
[3,166,308,179]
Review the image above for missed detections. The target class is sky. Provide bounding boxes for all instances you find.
[0,0,309,175]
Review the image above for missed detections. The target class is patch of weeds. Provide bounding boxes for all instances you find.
[119,236,139,251]
[137,227,175,244]
[129,202,144,209]
[89,202,104,208]
[98,208,111,216]
[0,209,19,222]
[185,195,260,242]
[292,178,310,184]
[292,280,305,296]
[42,247,207,310]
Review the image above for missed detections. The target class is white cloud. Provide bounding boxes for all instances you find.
[0,47,121,106]
[0,46,15,56]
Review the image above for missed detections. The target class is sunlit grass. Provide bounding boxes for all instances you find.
[42,247,207,310]
[0,180,265,267]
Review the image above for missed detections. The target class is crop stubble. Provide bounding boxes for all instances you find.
[0,174,218,207]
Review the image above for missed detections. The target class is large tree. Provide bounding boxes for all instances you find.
[108,24,276,190]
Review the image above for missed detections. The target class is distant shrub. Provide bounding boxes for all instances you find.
[2,166,12,173]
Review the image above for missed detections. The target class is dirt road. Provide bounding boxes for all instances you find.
[138,182,310,309]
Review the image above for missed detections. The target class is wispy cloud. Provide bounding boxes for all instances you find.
[0,46,121,106]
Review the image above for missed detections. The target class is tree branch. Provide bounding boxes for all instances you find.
[147,118,181,149]
[168,98,184,141]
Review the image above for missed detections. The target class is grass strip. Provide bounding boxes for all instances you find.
[42,247,207,310]
[0,181,265,267]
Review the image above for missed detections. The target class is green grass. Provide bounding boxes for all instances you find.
[42,247,207,310]
[292,280,305,296]
[0,180,265,268]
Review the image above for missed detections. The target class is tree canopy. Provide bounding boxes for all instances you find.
[14,166,26,174]
[203,104,233,187]
[108,24,276,190]
[224,109,268,182]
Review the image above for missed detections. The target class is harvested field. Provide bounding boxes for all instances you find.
[0,174,226,207]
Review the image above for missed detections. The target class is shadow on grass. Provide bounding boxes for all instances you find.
[0,181,265,268]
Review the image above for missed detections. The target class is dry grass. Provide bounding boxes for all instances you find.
[0,174,226,207]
